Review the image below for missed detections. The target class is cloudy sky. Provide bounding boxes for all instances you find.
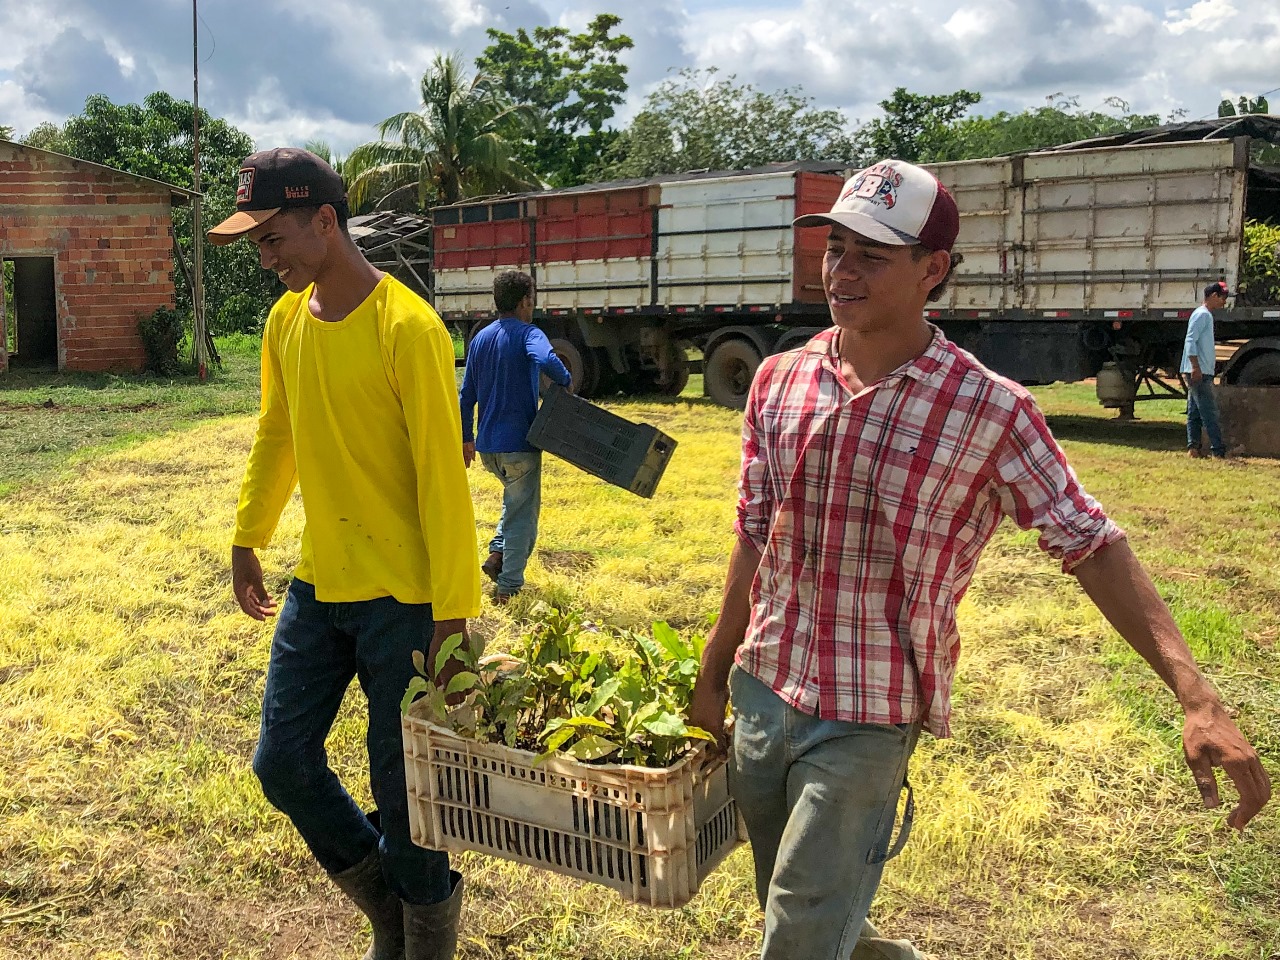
[1,0,1276,156]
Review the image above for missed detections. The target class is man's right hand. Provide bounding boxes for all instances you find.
[463,442,475,468]
[1189,366,1203,385]
[688,674,731,753]
[232,546,278,621]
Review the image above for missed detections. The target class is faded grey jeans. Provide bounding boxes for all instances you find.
[480,450,542,593]
[729,667,925,960]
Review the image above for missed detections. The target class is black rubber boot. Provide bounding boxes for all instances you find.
[329,843,405,960]
[403,871,463,960]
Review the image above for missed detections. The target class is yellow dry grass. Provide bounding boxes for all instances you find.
[0,383,1277,959]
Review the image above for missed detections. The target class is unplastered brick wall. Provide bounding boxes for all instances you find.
[0,141,179,372]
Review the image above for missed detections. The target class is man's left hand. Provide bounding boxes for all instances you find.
[1183,700,1271,830]
[462,442,475,468]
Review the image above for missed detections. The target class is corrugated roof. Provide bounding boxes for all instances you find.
[1037,114,1280,153]
[349,211,432,249]
[0,138,199,200]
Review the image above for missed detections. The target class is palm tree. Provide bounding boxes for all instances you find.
[303,139,345,177]
[345,53,539,212]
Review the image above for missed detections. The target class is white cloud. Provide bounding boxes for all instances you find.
[683,0,1275,126]
[0,0,1276,156]
[1164,0,1237,36]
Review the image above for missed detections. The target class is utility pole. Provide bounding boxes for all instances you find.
[192,0,208,380]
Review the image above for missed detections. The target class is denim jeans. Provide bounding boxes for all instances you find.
[1186,377,1225,456]
[480,450,542,593]
[252,579,452,905]
[729,667,924,960]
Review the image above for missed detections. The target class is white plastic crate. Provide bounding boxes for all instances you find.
[401,698,746,908]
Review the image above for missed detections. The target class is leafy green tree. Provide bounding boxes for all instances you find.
[38,92,274,336]
[600,69,855,179]
[20,122,68,152]
[930,94,1161,161]
[1220,95,1270,117]
[345,53,538,211]
[477,14,633,187]
[851,87,982,164]
[0,124,13,141]
[303,139,346,177]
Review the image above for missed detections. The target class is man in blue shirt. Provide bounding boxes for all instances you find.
[460,271,572,602]
[1181,281,1230,458]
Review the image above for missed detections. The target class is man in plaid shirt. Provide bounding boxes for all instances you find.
[688,159,1270,960]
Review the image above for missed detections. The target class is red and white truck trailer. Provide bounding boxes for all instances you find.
[428,161,845,406]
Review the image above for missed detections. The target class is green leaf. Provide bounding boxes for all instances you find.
[400,676,431,714]
[445,671,481,696]
[579,652,601,679]
[423,685,449,722]
[411,649,427,676]
[567,734,619,761]
[468,629,486,662]
[556,715,613,732]
[580,677,620,718]
[683,725,716,742]
[632,631,662,671]
[651,621,687,661]
[541,725,578,753]
[641,710,687,738]
[433,632,465,676]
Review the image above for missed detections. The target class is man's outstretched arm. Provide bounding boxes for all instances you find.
[1074,538,1271,829]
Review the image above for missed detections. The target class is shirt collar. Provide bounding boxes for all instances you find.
[810,324,950,384]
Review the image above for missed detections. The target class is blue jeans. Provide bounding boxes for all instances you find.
[252,579,452,905]
[1186,377,1225,456]
[729,668,924,960]
[480,450,542,593]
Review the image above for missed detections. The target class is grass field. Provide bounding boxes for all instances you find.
[1,345,1277,959]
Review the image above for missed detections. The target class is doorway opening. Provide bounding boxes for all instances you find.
[2,257,58,370]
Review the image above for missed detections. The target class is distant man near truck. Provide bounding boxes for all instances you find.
[1183,280,1231,458]
[689,159,1270,960]
[459,270,571,603]
[214,147,480,960]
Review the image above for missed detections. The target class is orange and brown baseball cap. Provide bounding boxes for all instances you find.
[207,147,347,245]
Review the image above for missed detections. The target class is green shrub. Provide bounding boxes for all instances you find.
[211,291,270,335]
[138,306,187,376]
[1238,219,1280,306]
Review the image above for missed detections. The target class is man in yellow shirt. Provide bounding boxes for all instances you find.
[210,148,480,960]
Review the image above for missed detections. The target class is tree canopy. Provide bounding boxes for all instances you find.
[345,52,538,211]
[852,88,982,164]
[478,14,633,187]
[929,95,1162,162]
[599,69,855,179]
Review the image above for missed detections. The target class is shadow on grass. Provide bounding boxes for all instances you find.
[1045,413,1185,452]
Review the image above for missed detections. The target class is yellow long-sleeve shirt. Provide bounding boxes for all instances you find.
[232,275,481,619]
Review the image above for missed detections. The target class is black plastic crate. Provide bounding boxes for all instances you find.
[526,387,677,498]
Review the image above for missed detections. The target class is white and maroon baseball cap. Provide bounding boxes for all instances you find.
[794,159,959,252]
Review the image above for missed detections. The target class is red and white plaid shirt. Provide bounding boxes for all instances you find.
[734,327,1125,737]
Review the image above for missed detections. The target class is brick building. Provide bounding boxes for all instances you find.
[0,139,196,373]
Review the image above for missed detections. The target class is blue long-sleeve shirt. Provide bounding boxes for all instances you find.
[459,317,572,453]
[1181,305,1216,375]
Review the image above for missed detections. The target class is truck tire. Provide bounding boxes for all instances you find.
[705,338,762,409]
[649,344,691,396]
[1236,352,1280,386]
[546,337,601,397]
